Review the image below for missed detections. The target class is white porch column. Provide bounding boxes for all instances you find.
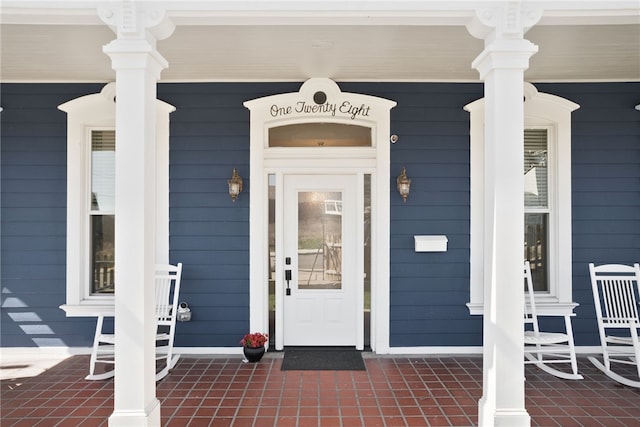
[99,3,174,426]
[467,4,541,427]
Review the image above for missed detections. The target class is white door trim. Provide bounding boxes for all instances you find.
[244,78,396,353]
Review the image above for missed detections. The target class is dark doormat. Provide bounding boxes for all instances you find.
[281,347,366,371]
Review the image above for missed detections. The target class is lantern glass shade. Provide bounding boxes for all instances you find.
[396,167,411,203]
[228,168,243,202]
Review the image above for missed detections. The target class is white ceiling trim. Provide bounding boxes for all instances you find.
[1,1,638,83]
[2,1,638,26]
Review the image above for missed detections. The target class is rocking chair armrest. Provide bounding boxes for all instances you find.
[602,319,640,327]
[534,313,575,320]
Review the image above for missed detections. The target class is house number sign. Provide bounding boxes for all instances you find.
[270,100,371,120]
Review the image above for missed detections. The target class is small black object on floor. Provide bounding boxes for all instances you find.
[281,347,366,371]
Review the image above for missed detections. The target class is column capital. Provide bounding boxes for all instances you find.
[98,1,175,42]
[100,2,171,76]
[467,2,542,43]
[472,38,538,80]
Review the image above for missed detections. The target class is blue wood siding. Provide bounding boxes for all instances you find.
[342,83,484,347]
[1,82,638,349]
[158,83,300,347]
[537,83,640,346]
[1,84,104,347]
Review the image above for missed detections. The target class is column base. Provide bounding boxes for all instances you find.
[479,399,530,427]
[493,409,531,427]
[108,398,161,427]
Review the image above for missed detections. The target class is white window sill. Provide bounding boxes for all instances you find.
[467,301,578,316]
[59,303,115,317]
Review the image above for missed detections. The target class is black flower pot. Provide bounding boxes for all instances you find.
[243,346,265,363]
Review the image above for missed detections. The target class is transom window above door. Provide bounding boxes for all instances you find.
[269,123,371,147]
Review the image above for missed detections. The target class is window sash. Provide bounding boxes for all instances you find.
[525,213,548,292]
[91,130,115,213]
[524,128,551,293]
[90,130,115,295]
[91,214,115,294]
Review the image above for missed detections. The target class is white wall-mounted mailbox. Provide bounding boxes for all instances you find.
[414,235,448,252]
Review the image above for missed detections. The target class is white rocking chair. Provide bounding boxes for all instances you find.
[523,261,583,380]
[86,262,183,381]
[587,263,640,388]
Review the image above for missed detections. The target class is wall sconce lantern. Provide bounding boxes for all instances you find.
[228,168,243,202]
[396,167,411,203]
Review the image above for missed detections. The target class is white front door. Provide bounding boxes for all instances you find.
[282,174,358,346]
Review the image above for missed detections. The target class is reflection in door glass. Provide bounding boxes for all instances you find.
[298,191,342,290]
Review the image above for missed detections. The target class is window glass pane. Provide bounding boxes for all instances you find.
[298,191,342,290]
[91,130,115,212]
[269,123,371,147]
[524,213,548,292]
[91,215,115,294]
[524,129,548,208]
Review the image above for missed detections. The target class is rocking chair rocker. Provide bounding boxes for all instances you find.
[587,263,640,388]
[523,261,582,380]
[86,262,183,381]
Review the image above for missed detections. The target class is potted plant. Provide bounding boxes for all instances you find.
[240,332,268,363]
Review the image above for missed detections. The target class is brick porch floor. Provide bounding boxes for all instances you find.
[2,353,640,426]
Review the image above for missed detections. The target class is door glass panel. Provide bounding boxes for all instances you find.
[298,191,342,290]
[268,174,276,345]
[364,174,371,347]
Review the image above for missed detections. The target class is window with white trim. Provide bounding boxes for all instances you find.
[466,83,579,315]
[58,83,174,314]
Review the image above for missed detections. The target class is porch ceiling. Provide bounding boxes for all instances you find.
[1,6,639,83]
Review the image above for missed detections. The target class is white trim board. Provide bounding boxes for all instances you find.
[244,78,396,353]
